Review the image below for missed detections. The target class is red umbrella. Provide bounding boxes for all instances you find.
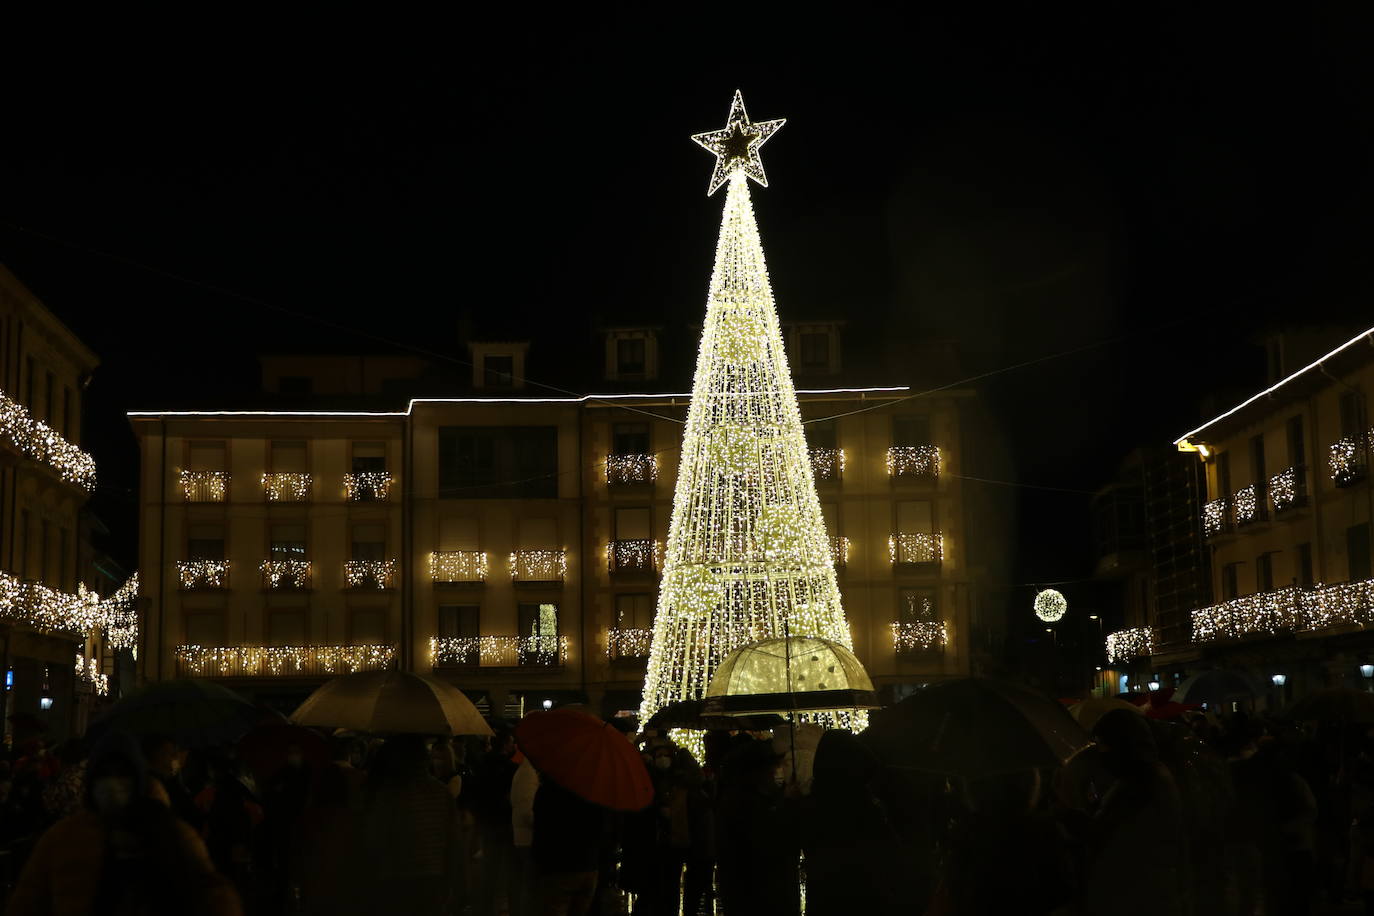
[514,708,653,811]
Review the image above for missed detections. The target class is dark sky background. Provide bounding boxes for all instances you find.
[2,12,1373,608]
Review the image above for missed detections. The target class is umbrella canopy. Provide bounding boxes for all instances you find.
[703,636,879,716]
[1173,670,1263,706]
[862,678,1091,778]
[87,679,260,748]
[645,699,785,732]
[237,723,330,781]
[1068,697,1144,733]
[290,670,492,737]
[1287,687,1374,723]
[515,708,653,811]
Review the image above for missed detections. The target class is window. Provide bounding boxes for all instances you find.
[518,518,558,551]
[615,594,654,630]
[269,524,306,561]
[892,416,931,448]
[185,612,224,647]
[1256,553,1273,592]
[613,423,650,455]
[278,376,313,395]
[800,332,830,370]
[18,510,29,578]
[266,612,307,647]
[806,420,837,451]
[1298,543,1314,586]
[188,442,227,472]
[1341,391,1366,438]
[1287,416,1305,467]
[438,605,480,639]
[352,610,388,645]
[897,500,934,534]
[352,442,387,474]
[188,525,225,561]
[898,589,937,623]
[1222,563,1240,601]
[1348,524,1371,582]
[1217,452,1232,498]
[61,388,71,440]
[270,441,308,473]
[614,507,651,540]
[438,427,558,499]
[438,517,480,552]
[24,357,33,411]
[58,528,68,591]
[1250,435,1266,493]
[44,372,53,425]
[519,602,559,639]
[483,355,515,388]
[616,338,646,376]
[40,520,49,587]
[351,524,386,562]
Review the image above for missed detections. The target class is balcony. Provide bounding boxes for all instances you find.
[344,471,393,502]
[888,533,943,567]
[1269,466,1307,513]
[828,536,850,569]
[510,549,567,584]
[1104,626,1155,664]
[430,551,488,585]
[607,627,653,661]
[891,620,947,654]
[178,560,229,590]
[1234,483,1266,526]
[263,472,311,502]
[344,559,396,590]
[886,446,940,481]
[1201,497,1229,538]
[175,644,395,678]
[607,539,661,576]
[260,560,311,590]
[429,634,569,669]
[0,389,97,490]
[1329,432,1370,487]
[1191,586,1306,642]
[606,454,657,487]
[809,448,844,482]
[180,471,229,502]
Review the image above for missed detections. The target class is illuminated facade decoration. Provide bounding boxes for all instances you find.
[0,572,105,636]
[607,627,653,660]
[891,621,947,652]
[430,550,488,583]
[259,560,311,590]
[1202,497,1228,538]
[510,549,567,582]
[178,560,229,590]
[0,389,96,490]
[888,533,944,565]
[639,94,857,732]
[180,470,229,502]
[1191,586,1306,642]
[1268,467,1301,512]
[809,447,844,481]
[262,472,312,502]
[606,454,657,486]
[174,644,394,677]
[429,634,569,668]
[607,539,662,575]
[75,653,109,696]
[344,559,396,589]
[886,445,940,480]
[1033,588,1067,623]
[1105,626,1154,664]
[828,536,849,568]
[343,471,392,501]
[101,574,141,651]
[1233,484,1260,526]
[1329,432,1369,486]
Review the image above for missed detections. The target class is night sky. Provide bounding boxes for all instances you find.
[2,13,1372,598]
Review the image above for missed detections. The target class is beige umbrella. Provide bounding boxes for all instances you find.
[290,670,492,736]
[1068,697,1145,733]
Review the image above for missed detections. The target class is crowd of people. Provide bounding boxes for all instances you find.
[2,705,1374,914]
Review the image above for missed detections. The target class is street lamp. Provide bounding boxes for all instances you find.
[1147,679,1161,692]
[1361,663,1374,679]
[541,699,553,711]
[38,666,52,711]
[1271,673,1287,687]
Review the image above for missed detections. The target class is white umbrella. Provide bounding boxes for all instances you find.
[291,670,492,736]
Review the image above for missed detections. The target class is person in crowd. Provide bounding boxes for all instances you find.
[260,739,314,914]
[471,727,520,914]
[295,738,362,916]
[532,775,607,916]
[355,734,462,915]
[141,734,199,830]
[7,731,241,916]
[40,741,86,822]
[511,754,540,916]
[195,754,266,909]
[715,738,798,916]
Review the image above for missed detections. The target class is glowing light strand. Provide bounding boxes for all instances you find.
[606,454,657,486]
[828,536,849,568]
[344,559,396,589]
[809,448,844,481]
[178,560,229,590]
[1269,467,1301,512]
[1329,432,1371,486]
[510,549,567,582]
[607,627,653,660]
[607,539,662,574]
[891,620,947,652]
[1233,484,1260,526]
[430,551,488,583]
[886,446,940,479]
[75,652,109,696]
[1191,578,1374,642]
[262,472,312,502]
[429,635,569,668]
[259,560,311,590]
[179,471,229,502]
[344,472,392,501]
[888,533,944,565]
[175,644,394,677]
[1105,626,1154,664]
[1202,497,1229,537]
[0,389,96,489]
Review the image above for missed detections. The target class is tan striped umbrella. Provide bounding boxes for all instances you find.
[291,670,492,736]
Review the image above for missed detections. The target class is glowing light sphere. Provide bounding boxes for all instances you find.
[1034,589,1068,623]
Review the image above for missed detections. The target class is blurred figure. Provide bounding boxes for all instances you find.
[141,735,199,830]
[8,731,241,915]
[296,739,362,916]
[533,776,606,916]
[472,728,519,914]
[715,738,798,916]
[195,755,266,908]
[511,756,539,916]
[40,741,86,822]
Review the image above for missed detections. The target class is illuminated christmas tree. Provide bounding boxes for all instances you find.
[639,92,856,730]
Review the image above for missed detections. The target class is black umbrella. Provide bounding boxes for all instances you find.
[645,699,784,732]
[860,678,1090,778]
[1287,688,1374,723]
[87,679,262,748]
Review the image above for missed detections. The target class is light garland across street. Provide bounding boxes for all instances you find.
[0,388,96,490]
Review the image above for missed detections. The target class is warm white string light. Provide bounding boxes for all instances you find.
[888,533,944,565]
[606,454,657,486]
[607,539,662,574]
[1269,467,1300,512]
[259,559,311,589]
[886,445,940,479]
[178,560,229,590]
[1033,588,1068,623]
[809,448,844,481]
[176,644,394,677]
[509,549,567,582]
[607,627,653,659]
[891,620,947,652]
[1105,626,1154,664]
[0,388,96,490]
[262,472,312,502]
[1329,432,1370,486]
[1233,484,1259,526]
[102,574,141,651]
[1192,578,1374,641]
[828,536,849,568]
[0,572,139,646]
[429,635,569,667]
[179,470,229,502]
[343,471,392,501]
[344,559,396,589]
[75,652,109,696]
[430,551,488,583]
[1202,497,1228,538]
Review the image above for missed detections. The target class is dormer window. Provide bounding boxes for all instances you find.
[786,321,842,375]
[617,338,646,377]
[604,329,658,382]
[468,342,529,391]
[484,355,514,388]
[800,332,830,371]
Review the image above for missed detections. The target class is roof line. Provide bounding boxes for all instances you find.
[1174,325,1374,445]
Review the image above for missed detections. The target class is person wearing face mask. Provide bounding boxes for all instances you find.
[7,731,242,916]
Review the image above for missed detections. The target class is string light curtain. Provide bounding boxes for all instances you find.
[639,93,856,729]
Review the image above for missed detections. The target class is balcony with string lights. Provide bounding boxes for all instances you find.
[344,559,397,590]
[175,644,394,678]
[886,446,940,482]
[809,448,844,483]
[179,471,229,503]
[607,540,661,578]
[606,627,653,662]
[510,550,567,585]
[606,454,657,487]
[344,472,393,502]
[430,635,569,669]
[430,551,488,586]
[178,560,229,590]
[259,560,311,591]
[888,533,943,567]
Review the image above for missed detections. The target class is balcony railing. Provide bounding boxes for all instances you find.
[1191,578,1374,642]
[1329,432,1371,487]
[430,551,488,584]
[344,559,396,589]
[607,539,661,575]
[829,536,850,568]
[886,446,940,480]
[260,560,311,590]
[429,634,569,668]
[510,549,567,583]
[1269,466,1306,513]
[344,471,393,502]
[1202,497,1229,538]
[1234,483,1265,526]
[607,627,653,660]
[606,454,657,486]
[180,471,229,502]
[888,533,944,566]
[891,620,947,653]
[1105,626,1155,664]
[809,448,844,482]
[175,644,395,678]
[263,472,311,502]
[178,560,229,590]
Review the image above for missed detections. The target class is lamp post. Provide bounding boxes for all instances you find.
[1361,664,1373,691]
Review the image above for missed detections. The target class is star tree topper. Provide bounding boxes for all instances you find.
[691,90,785,195]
